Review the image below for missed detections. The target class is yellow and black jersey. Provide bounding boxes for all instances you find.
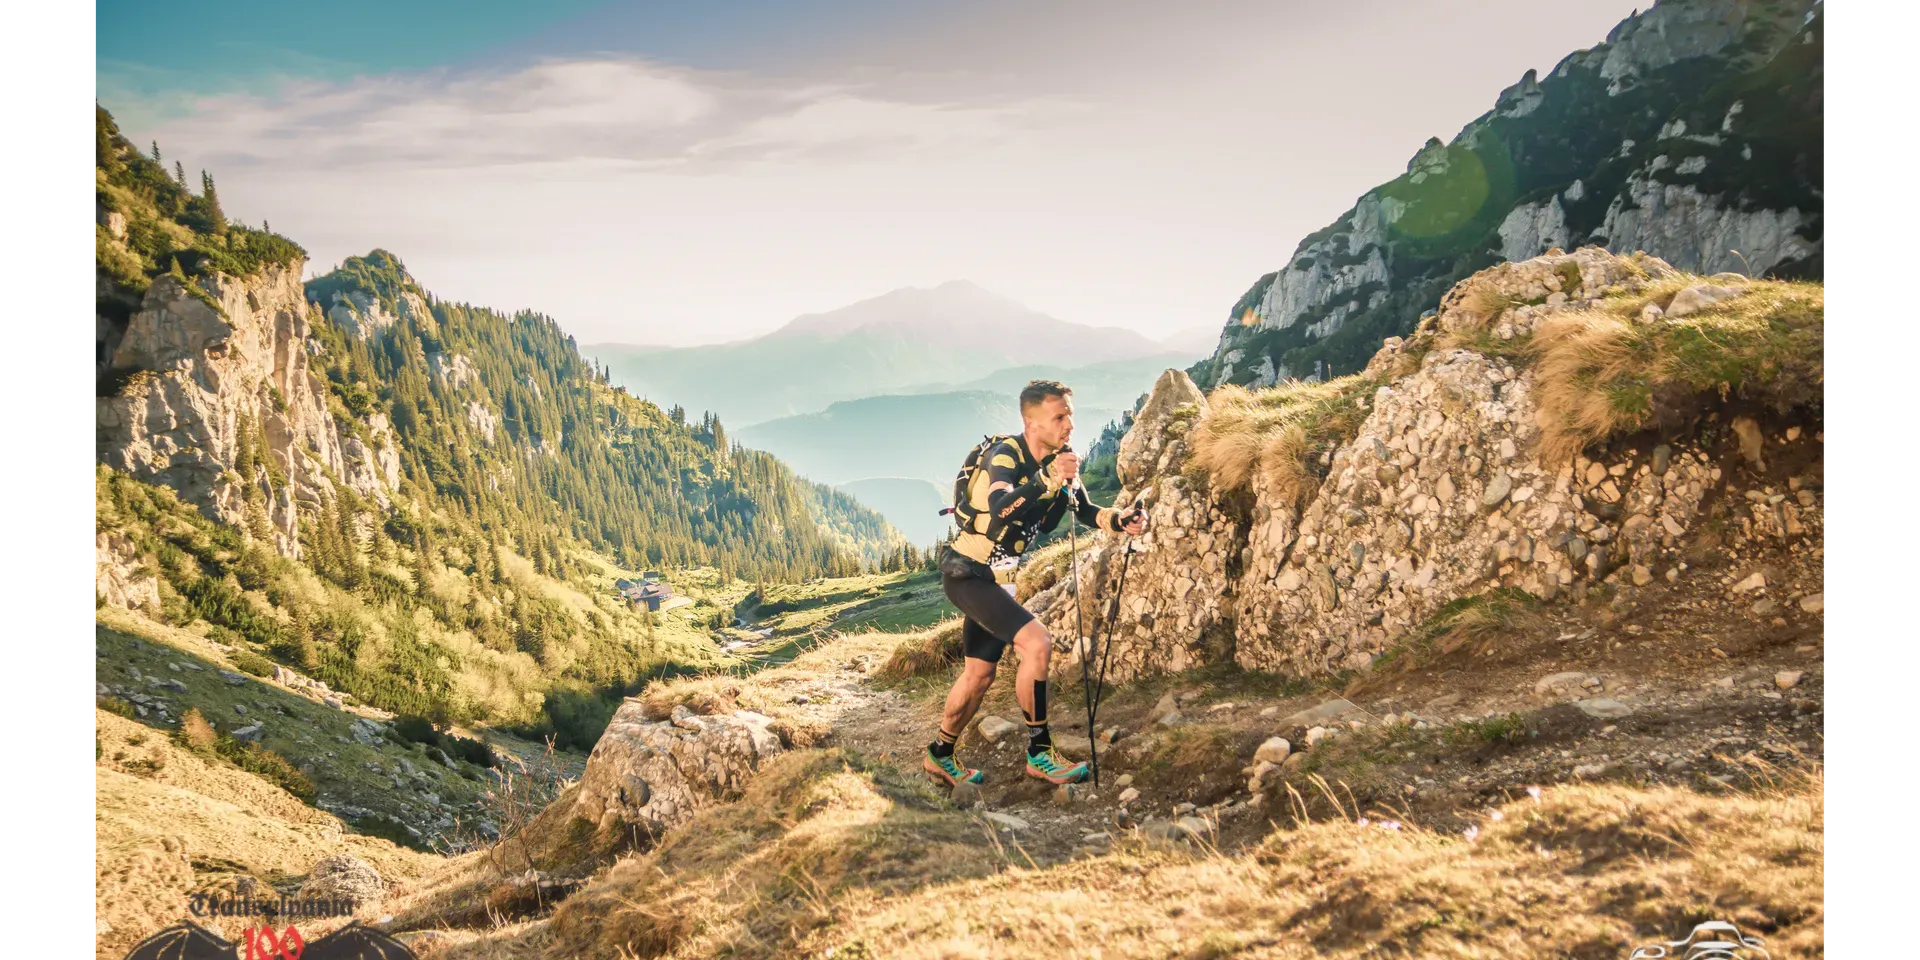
[950,435,1119,572]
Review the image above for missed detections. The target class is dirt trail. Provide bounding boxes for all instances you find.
[815,544,1824,862]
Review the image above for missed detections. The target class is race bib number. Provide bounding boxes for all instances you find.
[991,557,1020,595]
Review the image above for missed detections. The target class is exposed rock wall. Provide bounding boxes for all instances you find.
[1031,248,1822,683]
[96,266,395,560]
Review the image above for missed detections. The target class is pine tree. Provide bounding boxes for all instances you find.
[411,531,435,591]
[174,160,186,187]
[199,171,227,234]
[149,140,162,163]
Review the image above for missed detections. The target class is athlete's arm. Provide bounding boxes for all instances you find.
[984,442,1055,517]
[1071,479,1114,530]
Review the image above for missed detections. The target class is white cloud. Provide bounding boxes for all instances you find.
[146,58,1068,173]
[123,0,1646,349]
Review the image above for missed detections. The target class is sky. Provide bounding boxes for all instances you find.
[100,0,1645,347]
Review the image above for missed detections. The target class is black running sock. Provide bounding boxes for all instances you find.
[1024,680,1052,756]
[929,726,958,759]
[1027,725,1052,756]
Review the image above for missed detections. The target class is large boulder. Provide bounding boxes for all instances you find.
[298,855,386,907]
[520,700,786,873]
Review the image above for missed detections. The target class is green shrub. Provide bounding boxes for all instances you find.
[269,630,315,672]
[221,740,315,801]
[536,685,620,752]
[445,734,496,768]
[389,713,497,768]
[98,696,138,719]
[391,714,438,745]
[231,649,274,677]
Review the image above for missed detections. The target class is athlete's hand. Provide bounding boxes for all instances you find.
[1121,508,1148,536]
[1051,450,1081,483]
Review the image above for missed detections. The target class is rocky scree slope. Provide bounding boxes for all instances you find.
[1196,0,1822,388]
[1023,246,1821,685]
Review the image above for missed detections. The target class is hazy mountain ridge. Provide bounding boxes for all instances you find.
[736,389,1120,501]
[587,280,1169,428]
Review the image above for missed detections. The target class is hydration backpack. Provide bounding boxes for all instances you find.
[938,434,1015,532]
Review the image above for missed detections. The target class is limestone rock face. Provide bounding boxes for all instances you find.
[95,530,159,610]
[96,266,395,559]
[324,287,431,340]
[1116,369,1208,487]
[1598,178,1816,279]
[1037,248,1823,681]
[1199,0,1820,388]
[569,701,784,840]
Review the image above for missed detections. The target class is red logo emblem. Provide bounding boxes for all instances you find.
[244,926,306,960]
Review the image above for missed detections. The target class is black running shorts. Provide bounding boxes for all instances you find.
[940,565,1035,664]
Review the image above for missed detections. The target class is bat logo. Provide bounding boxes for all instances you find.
[1628,920,1770,959]
[122,921,421,960]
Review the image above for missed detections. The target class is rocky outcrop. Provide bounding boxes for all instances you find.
[95,266,395,559]
[1033,248,1822,683]
[564,700,784,845]
[1196,0,1821,388]
[298,854,387,906]
[1598,177,1816,278]
[428,351,477,389]
[323,287,431,340]
[96,530,160,610]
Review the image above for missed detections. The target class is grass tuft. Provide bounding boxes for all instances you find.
[1530,276,1822,463]
[1188,376,1379,506]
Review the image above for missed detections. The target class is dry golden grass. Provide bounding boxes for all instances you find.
[1189,377,1376,507]
[95,709,439,959]
[1460,283,1531,326]
[1430,592,1546,656]
[1529,277,1823,463]
[423,747,1821,960]
[1013,539,1074,600]
[870,618,965,684]
[810,768,1823,959]
[636,625,933,720]
[530,750,1005,960]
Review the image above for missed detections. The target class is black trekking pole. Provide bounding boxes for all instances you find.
[1079,496,1143,788]
[1091,532,1140,728]
[1069,496,1096,786]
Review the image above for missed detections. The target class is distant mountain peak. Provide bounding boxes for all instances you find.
[774,279,1034,340]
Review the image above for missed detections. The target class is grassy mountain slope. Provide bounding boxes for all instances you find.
[95,106,905,752]
[304,249,899,582]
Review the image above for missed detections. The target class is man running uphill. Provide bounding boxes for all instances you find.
[926,379,1148,788]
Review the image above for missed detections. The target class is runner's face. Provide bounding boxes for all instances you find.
[1028,395,1074,450]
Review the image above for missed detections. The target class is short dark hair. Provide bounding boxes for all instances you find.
[1019,379,1072,412]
